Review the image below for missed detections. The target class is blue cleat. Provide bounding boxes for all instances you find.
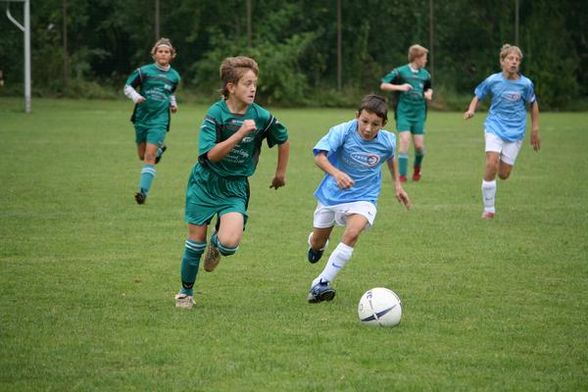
[307,232,329,264]
[307,280,336,303]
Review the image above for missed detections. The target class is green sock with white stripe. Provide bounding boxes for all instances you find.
[398,153,408,177]
[180,239,206,296]
[138,164,156,194]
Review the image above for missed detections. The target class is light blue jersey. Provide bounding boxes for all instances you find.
[475,72,536,142]
[313,119,396,206]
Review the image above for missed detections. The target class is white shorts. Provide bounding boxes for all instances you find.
[312,201,377,229]
[484,131,523,166]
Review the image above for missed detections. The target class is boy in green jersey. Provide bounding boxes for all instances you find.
[380,44,433,183]
[175,56,290,309]
[124,38,181,204]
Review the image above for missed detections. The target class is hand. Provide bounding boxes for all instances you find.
[334,172,354,189]
[269,175,286,190]
[395,188,412,210]
[170,105,177,113]
[399,84,413,92]
[424,90,433,101]
[135,95,146,104]
[530,130,541,152]
[239,119,257,136]
[464,110,475,120]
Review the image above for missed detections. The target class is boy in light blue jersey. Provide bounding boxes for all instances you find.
[465,44,541,219]
[306,94,411,303]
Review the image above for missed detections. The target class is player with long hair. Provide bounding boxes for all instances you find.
[124,38,181,204]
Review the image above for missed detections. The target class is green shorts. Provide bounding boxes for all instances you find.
[395,105,427,135]
[135,124,167,146]
[184,165,250,227]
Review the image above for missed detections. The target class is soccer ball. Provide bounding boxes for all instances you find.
[357,287,402,327]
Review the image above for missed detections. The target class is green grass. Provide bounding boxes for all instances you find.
[1,97,587,391]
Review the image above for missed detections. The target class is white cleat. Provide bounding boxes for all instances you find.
[175,293,195,309]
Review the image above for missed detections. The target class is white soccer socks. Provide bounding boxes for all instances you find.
[481,179,497,213]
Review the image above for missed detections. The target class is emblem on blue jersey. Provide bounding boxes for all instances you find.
[350,153,380,167]
[504,91,521,102]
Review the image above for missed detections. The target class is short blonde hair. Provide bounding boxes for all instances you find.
[219,56,259,99]
[151,38,176,60]
[408,44,428,62]
[499,44,523,62]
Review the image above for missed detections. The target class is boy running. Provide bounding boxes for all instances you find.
[175,56,290,309]
[306,94,411,303]
[464,44,541,219]
[124,38,181,204]
[380,44,433,183]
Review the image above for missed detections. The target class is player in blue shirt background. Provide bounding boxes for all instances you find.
[306,94,411,303]
[464,44,541,219]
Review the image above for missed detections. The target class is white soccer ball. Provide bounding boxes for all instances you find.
[357,287,402,327]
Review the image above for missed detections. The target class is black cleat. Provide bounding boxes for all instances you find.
[155,145,167,164]
[134,192,146,205]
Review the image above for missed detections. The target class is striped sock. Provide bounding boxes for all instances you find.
[398,153,409,177]
[211,232,239,256]
[180,239,206,296]
[139,164,156,194]
[414,149,425,168]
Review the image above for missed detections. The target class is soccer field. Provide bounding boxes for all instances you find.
[1,97,587,391]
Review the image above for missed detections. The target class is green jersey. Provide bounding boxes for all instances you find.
[194,100,288,179]
[381,64,432,112]
[126,63,181,129]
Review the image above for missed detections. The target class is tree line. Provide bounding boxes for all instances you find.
[1,0,586,109]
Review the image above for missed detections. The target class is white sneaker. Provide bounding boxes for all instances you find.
[175,293,195,309]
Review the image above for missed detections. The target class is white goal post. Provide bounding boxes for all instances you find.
[3,0,30,113]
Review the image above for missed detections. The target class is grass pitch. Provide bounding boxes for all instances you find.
[1,97,587,391]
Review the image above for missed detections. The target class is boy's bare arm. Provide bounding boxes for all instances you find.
[270,141,290,189]
[315,152,354,189]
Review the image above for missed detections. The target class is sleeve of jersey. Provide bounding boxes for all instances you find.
[424,72,433,90]
[381,69,400,84]
[171,70,181,93]
[312,122,348,156]
[385,132,396,160]
[264,115,289,148]
[474,76,490,100]
[198,110,220,158]
[125,68,142,88]
[524,79,537,103]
